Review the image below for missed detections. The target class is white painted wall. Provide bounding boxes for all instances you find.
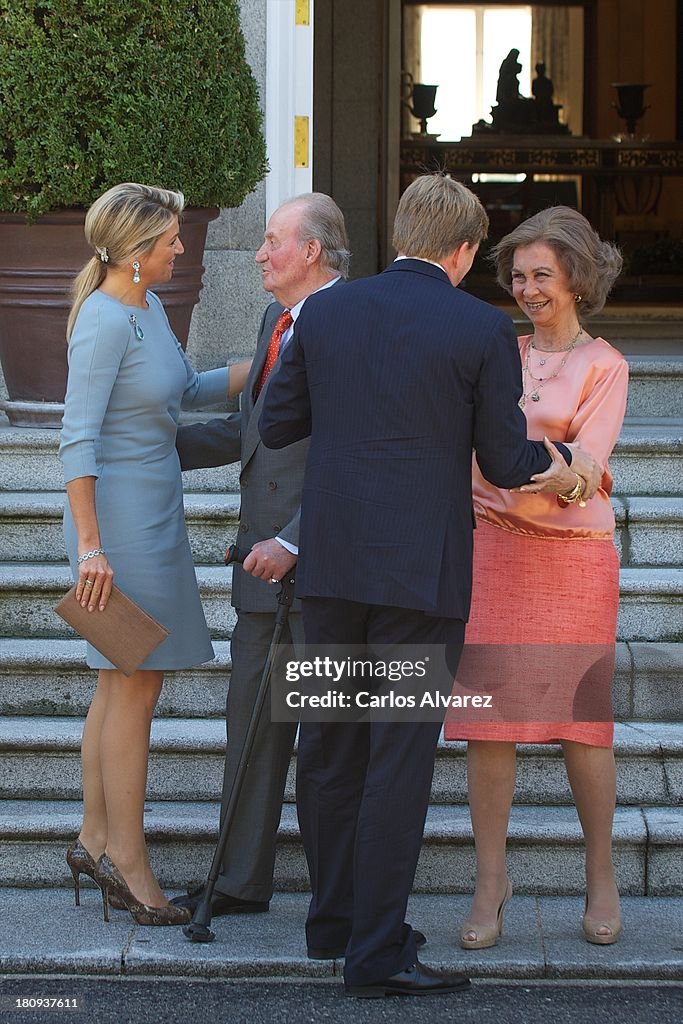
[265,0,314,218]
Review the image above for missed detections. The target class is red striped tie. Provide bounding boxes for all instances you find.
[254,309,293,398]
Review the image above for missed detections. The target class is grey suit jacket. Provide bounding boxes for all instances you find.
[176,302,310,612]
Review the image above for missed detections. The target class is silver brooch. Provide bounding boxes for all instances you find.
[129,314,144,340]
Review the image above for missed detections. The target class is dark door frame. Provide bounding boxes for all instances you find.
[401,0,597,136]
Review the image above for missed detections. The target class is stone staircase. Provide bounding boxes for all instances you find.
[0,314,681,909]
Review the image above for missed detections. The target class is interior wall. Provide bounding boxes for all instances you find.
[312,0,682,280]
[594,0,676,139]
[594,0,681,229]
[567,7,584,135]
[313,0,384,278]
[186,0,269,374]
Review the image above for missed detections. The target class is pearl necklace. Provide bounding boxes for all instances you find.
[519,327,582,409]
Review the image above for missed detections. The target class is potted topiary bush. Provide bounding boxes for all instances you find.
[0,0,266,425]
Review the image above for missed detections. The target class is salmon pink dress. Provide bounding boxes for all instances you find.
[444,335,628,747]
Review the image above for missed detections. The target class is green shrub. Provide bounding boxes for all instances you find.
[0,0,266,218]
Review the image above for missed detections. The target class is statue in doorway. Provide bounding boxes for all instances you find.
[532,62,555,117]
[471,51,570,135]
[496,49,523,105]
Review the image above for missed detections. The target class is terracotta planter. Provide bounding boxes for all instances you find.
[0,207,219,427]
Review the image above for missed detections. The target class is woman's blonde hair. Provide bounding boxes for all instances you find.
[67,183,184,340]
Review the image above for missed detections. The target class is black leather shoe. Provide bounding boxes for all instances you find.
[308,929,427,960]
[345,960,470,998]
[170,887,269,916]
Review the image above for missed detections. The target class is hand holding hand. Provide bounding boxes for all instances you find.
[510,437,577,495]
[243,538,297,583]
[565,443,601,500]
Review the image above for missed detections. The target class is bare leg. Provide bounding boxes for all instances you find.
[100,668,167,907]
[561,740,620,933]
[462,740,517,936]
[78,670,112,858]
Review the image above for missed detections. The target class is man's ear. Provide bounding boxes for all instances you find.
[441,241,479,287]
[455,240,477,262]
[305,238,322,263]
[453,240,479,278]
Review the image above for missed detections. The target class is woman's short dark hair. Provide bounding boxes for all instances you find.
[490,206,623,318]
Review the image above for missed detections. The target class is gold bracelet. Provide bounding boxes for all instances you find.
[557,474,585,506]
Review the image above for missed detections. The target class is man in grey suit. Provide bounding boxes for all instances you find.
[172,193,350,916]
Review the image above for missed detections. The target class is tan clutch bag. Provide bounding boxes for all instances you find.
[54,584,170,677]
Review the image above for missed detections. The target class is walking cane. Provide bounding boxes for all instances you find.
[183,543,296,942]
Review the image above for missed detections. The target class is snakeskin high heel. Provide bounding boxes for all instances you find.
[65,839,126,910]
[94,854,191,926]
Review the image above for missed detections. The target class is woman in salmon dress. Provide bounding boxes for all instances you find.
[445,207,628,947]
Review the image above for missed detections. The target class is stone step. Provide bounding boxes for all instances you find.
[613,497,683,567]
[1,564,680,642]
[2,416,682,496]
[1,492,679,567]
[586,320,683,352]
[0,639,232,718]
[610,419,683,497]
[2,888,682,982]
[1,798,679,896]
[1,639,680,723]
[2,359,678,448]
[0,564,236,639]
[1,718,680,809]
[624,356,683,418]
[0,421,240,494]
[507,306,683,351]
[0,493,241,565]
[617,569,683,642]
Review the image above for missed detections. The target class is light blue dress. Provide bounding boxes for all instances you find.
[59,289,228,670]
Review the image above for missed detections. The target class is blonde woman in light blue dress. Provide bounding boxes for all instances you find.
[59,183,249,925]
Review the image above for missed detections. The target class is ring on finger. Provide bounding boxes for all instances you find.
[84,580,94,588]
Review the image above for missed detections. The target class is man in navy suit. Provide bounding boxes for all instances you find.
[259,175,598,997]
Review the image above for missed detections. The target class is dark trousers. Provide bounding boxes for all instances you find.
[297,597,465,987]
[216,610,303,901]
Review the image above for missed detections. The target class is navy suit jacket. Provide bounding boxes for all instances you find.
[259,259,571,619]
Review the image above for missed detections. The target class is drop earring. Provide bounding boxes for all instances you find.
[132,261,141,284]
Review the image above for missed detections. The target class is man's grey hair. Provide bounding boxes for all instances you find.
[281,193,351,278]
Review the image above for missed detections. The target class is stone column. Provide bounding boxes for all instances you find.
[185,0,271,373]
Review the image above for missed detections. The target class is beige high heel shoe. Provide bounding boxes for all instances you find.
[582,898,622,945]
[460,879,513,950]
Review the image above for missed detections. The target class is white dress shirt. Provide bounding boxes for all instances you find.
[275,275,341,556]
